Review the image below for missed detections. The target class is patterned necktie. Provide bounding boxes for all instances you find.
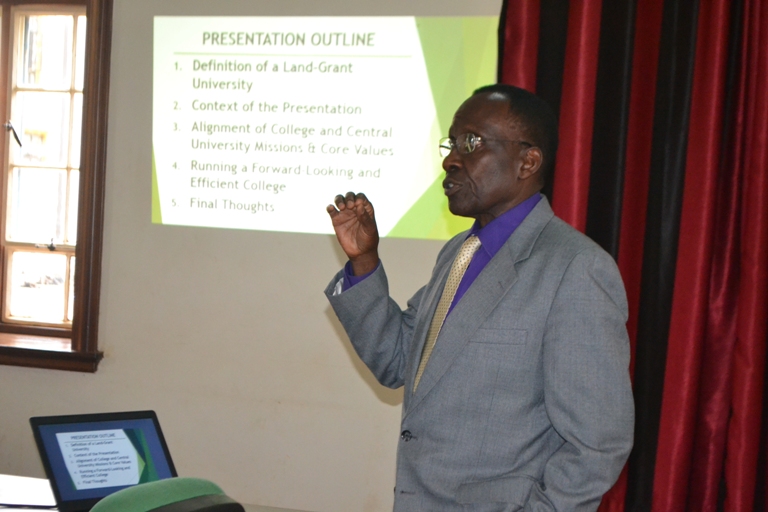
[413,235,482,391]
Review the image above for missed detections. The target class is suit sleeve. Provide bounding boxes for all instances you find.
[325,263,425,389]
[525,248,635,511]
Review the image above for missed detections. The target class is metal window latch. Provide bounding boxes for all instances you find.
[35,239,56,251]
[5,121,21,147]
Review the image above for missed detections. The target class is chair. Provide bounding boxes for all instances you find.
[89,477,245,512]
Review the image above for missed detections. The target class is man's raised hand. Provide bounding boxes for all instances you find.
[326,192,380,276]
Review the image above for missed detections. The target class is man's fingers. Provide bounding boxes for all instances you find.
[332,192,374,212]
[344,191,358,208]
[349,192,373,213]
[362,198,374,217]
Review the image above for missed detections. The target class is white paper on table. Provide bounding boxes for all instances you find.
[0,474,57,507]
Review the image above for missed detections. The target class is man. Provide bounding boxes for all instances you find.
[325,85,634,511]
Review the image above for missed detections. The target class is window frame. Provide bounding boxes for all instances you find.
[0,0,111,372]
[3,5,83,329]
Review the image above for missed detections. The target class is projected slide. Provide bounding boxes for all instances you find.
[56,429,153,490]
[153,16,496,239]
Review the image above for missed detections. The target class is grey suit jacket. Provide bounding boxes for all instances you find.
[325,198,634,511]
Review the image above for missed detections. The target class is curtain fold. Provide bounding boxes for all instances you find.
[684,1,744,509]
[618,0,664,378]
[652,0,732,509]
[726,1,768,509]
[497,0,539,90]
[548,0,602,231]
[498,0,768,509]
[626,0,700,507]
[584,0,636,258]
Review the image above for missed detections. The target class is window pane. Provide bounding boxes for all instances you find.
[71,92,83,168]
[8,167,67,243]
[8,251,67,323]
[67,256,75,322]
[18,15,74,90]
[68,170,79,244]
[75,16,86,91]
[11,91,71,166]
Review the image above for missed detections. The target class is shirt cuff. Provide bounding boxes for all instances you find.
[342,260,379,291]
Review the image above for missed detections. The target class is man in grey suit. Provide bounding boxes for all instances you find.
[325,85,634,511]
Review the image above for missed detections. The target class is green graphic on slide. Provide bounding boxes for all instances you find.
[66,469,76,491]
[124,428,158,483]
[387,17,497,239]
[151,150,162,224]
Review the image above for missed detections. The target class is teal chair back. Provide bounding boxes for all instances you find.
[90,477,244,512]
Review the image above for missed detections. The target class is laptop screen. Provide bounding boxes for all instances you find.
[30,411,177,512]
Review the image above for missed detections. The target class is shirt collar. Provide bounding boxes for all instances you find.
[469,193,542,257]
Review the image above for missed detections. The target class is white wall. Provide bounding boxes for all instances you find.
[0,1,501,510]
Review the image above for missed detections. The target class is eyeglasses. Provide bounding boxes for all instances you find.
[438,133,533,157]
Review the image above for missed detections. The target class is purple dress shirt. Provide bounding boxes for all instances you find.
[448,192,541,314]
[344,193,542,317]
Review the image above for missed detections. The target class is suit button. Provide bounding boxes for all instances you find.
[400,430,413,441]
[539,482,547,492]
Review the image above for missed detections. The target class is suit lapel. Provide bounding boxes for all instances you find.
[402,235,463,410]
[403,198,555,417]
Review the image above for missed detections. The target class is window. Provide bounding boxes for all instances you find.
[0,0,112,372]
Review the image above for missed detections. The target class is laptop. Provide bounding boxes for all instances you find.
[30,411,177,512]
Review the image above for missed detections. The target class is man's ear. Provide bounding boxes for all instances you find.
[519,147,543,180]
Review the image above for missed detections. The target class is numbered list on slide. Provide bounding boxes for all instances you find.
[56,430,140,490]
[153,17,440,234]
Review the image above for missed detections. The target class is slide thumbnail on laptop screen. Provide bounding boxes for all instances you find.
[31,411,176,509]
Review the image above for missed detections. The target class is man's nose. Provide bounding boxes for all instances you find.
[442,150,462,173]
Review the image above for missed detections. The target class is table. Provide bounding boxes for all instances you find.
[0,474,308,512]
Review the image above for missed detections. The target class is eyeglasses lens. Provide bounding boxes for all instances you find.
[461,134,477,154]
[438,133,480,157]
[438,138,450,157]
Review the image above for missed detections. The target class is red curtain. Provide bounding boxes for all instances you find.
[499,0,768,510]
[652,0,734,508]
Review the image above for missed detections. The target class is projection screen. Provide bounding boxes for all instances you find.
[152,16,497,240]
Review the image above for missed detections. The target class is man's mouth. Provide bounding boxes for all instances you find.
[443,180,461,196]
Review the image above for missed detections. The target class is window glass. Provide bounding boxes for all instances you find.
[7,251,68,323]
[67,256,76,322]
[11,91,71,166]
[68,170,79,244]
[18,15,74,90]
[67,256,75,322]
[8,167,67,244]
[74,16,86,91]
[71,92,82,168]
